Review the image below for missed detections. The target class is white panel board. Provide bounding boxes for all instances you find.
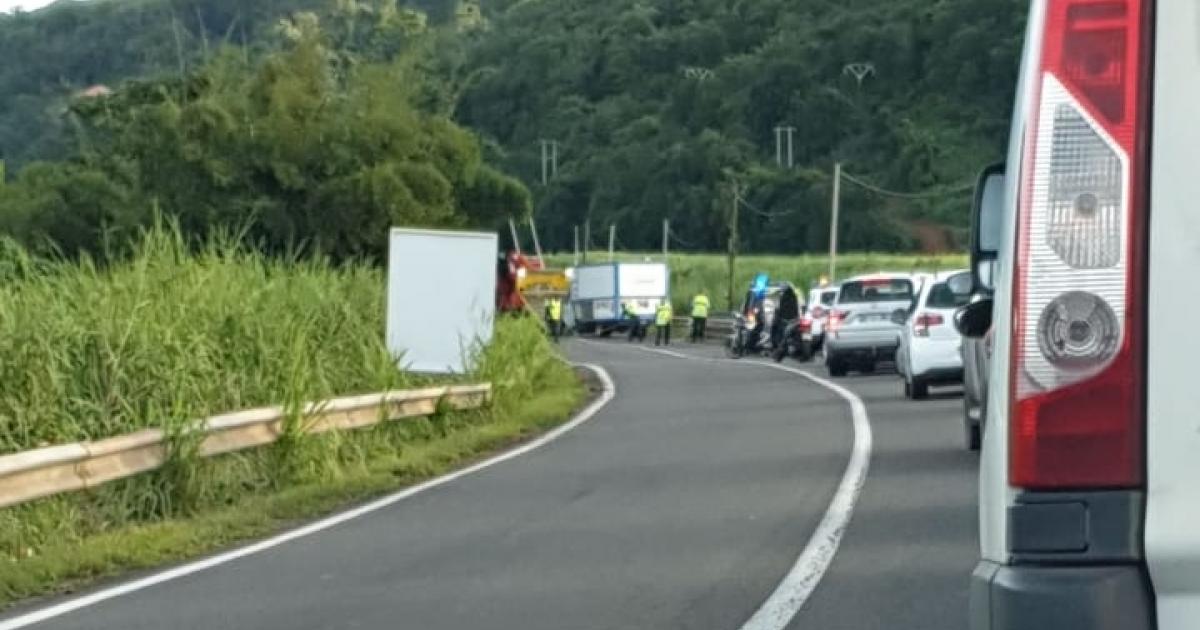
[575,265,617,300]
[617,263,668,298]
[387,228,497,374]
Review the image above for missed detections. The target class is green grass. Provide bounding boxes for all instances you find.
[544,251,969,310]
[0,376,581,606]
[0,227,584,606]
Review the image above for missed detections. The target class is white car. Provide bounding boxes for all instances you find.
[823,273,917,377]
[895,270,972,399]
[960,2,1198,629]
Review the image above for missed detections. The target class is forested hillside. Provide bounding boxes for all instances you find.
[0,0,1026,256]
[451,0,1026,252]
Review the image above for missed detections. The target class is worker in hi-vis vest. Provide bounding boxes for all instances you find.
[545,297,563,342]
[654,301,673,347]
[690,289,711,342]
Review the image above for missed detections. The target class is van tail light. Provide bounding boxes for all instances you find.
[913,312,945,338]
[1009,0,1151,490]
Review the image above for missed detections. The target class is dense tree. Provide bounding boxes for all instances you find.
[0,3,529,260]
[0,0,1027,255]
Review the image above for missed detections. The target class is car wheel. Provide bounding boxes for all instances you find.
[903,377,913,399]
[911,377,929,400]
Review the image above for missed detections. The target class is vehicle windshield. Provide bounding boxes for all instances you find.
[838,279,914,304]
[820,290,837,306]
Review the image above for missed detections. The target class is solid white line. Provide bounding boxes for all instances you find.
[620,343,874,630]
[737,361,872,630]
[0,365,616,630]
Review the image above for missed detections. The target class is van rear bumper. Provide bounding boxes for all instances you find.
[970,561,1155,630]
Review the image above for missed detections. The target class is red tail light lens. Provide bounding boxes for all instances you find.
[1009,0,1150,489]
[913,312,945,338]
[828,310,850,333]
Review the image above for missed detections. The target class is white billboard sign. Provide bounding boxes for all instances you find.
[386,228,497,374]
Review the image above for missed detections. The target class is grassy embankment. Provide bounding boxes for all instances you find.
[0,228,582,606]
[545,252,969,310]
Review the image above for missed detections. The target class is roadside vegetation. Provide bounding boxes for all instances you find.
[545,252,969,310]
[0,227,582,606]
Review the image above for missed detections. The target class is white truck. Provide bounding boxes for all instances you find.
[958,2,1200,628]
[569,262,669,335]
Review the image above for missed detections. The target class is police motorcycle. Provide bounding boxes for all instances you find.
[771,307,815,363]
[726,274,777,359]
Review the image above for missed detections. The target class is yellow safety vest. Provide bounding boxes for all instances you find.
[655,303,673,326]
[691,294,711,318]
[548,299,562,321]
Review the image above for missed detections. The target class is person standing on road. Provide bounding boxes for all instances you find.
[654,300,673,346]
[545,297,563,342]
[622,302,644,342]
[690,289,711,342]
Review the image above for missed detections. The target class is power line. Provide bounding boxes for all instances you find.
[668,228,699,249]
[839,170,973,200]
[738,194,794,220]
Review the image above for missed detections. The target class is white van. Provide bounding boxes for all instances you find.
[958,1,1197,628]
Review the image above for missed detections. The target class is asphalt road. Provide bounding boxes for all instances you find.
[4,338,978,630]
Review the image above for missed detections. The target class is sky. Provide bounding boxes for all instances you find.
[0,0,73,13]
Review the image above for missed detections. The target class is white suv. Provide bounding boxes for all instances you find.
[895,270,972,400]
[959,1,1197,628]
[823,274,917,377]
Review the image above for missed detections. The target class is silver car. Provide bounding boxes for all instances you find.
[823,273,918,377]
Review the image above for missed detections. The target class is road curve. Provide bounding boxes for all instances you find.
[647,341,980,630]
[6,340,857,630]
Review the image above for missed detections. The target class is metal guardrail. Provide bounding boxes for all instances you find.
[672,316,735,336]
[0,384,491,510]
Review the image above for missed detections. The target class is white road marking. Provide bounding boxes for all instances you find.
[0,365,616,630]
[616,342,874,630]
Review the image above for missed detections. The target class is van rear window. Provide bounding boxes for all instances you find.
[926,282,971,308]
[820,290,837,306]
[839,279,913,304]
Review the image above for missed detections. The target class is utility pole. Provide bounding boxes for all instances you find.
[786,127,795,169]
[775,127,783,167]
[727,179,741,311]
[573,225,580,266]
[829,162,842,281]
[608,224,616,261]
[774,126,796,168]
[583,221,591,264]
[662,218,670,259]
[539,140,559,185]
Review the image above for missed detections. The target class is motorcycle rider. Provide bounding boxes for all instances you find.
[772,283,801,349]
